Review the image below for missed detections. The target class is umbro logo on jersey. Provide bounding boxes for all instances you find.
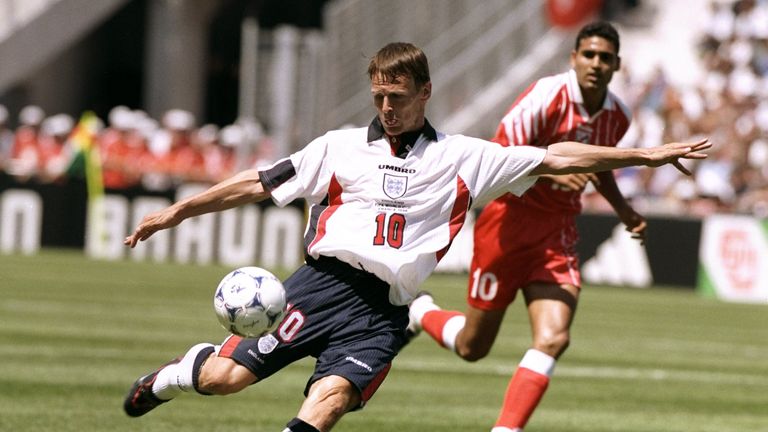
[378,164,416,174]
[383,174,408,199]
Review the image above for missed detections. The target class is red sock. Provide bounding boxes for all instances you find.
[495,367,550,429]
[421,310,463,349]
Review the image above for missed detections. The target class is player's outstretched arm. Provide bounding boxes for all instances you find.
[530,138,711,176]
[124,169,269,248]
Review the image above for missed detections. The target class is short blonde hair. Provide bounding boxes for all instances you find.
[367,42,431,88]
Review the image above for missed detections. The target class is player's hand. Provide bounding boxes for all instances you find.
[645,138,711,175]
[124,208,182,248]
[618,208,647,245]
[545,173,599,191]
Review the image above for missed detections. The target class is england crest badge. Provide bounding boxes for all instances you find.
[383,174,408,199]
[257,334,279,354]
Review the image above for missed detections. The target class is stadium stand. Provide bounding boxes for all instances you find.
[0,0,765,218]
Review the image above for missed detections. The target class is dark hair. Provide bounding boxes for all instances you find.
[368,42,431,87]
[575,21,620,54]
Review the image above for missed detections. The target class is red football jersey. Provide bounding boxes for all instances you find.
[492,69,631,215]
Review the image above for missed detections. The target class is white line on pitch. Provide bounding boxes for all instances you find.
[394,359,768,386]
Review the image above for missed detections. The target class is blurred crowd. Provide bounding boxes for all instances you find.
[0,104,274,192]
[2,0,767,218]
[584,0,768,218]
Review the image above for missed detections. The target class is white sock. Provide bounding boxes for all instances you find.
[491,427,522,432]
[409,294,440,326]
[519,349,556,377]
[152,343,217,400]
[442,315,466,352]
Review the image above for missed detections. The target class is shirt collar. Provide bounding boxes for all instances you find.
[367,116,438,144]
[567,69,615,112]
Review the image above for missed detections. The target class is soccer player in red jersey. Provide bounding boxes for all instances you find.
[408,22,648,431]
[123,41,707,432]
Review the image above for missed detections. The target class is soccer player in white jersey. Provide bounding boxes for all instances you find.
[122,41,709,432]
[407,22,649,431]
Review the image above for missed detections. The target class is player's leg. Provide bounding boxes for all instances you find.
[196,354,259,394]
[525,281,579,359]
[283,257,407,432]
[408,200,520,358]
[410,294,506,361]
[288,375,361,432]
[292,334,398,432]
[455,306,506,360]
[409,245,517,360]
[290,305,404,431]
[124,340,264,417]
[124,341,258,417]
[492,281,579,432]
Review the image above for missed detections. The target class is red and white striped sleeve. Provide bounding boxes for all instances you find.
[491,73,570,148]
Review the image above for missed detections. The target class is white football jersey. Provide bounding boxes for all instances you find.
[260,119,545,305]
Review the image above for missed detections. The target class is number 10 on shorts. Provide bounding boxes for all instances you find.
[470,268,498,301]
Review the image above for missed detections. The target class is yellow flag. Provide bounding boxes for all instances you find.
[69,111,104,201]
[70,111,109,257]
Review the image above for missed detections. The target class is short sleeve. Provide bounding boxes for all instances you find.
[266,135,332,207]
[455,136,545,206]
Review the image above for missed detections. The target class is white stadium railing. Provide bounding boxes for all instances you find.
[316,0,571,138]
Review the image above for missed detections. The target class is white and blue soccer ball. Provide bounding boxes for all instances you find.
[213,266,287,338]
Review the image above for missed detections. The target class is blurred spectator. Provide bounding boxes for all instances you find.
[36,113,74,183]
[583,0,768,218]
[702,1,734,43]
[99,106,152,191]
[203,124,238,182]
[194,123,221,168]
[8,105,46,181]
[237,116,274,169]
[19,105,46,127]
[1,104,277,192]
[0,105,13,168]
[144,109,207,190]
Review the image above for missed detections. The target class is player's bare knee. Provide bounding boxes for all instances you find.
[199,373,247,395]
[197,363,249,395]
[307,378,359,415]
[533,331,570,358]
[456,339,493,362]
[318,391,350,418]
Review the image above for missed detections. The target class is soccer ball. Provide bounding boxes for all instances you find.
[213,266,287,338]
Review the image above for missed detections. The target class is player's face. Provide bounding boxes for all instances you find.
[570,36,620,93]
[371,73,431,136]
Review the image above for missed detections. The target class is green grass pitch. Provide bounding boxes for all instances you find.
[1,249,766,431]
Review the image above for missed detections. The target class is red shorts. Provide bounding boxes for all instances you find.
[467,200,581,311]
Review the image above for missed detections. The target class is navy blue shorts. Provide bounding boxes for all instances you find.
[218,256,409,405]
